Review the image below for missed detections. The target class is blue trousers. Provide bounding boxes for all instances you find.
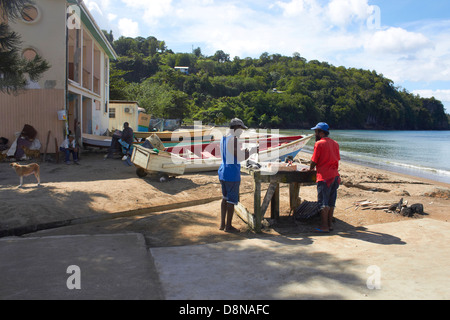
[119,139,133,155]
[60,147,78,162]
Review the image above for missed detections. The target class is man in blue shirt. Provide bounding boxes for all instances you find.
[218,118,258,232]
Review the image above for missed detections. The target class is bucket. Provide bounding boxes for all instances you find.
[57,110,67,121]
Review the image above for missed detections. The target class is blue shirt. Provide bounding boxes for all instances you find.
[218,135,241,182]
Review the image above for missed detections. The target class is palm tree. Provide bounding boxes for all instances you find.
[0,0,50,93]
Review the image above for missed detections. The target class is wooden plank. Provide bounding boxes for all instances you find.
[43,130,51,162]
[260,183,278,218]
[266,171,316,184]
[253,171,262,233]
[55,138,59,163]
[245,168,316,185]
[235,202,256,230]
[0,89,65,153]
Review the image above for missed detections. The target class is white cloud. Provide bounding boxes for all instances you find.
[327,0,373,27]
[122,0,173,24]
[108,13,117,22]
[118,18,140,38]
[365,27,432,54]
[84,0,103,16]
[413,89,450,102]
[276,0,320,17]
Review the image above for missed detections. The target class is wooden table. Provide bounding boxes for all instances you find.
[235,166,316,233]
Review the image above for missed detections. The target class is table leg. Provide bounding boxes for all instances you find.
[271,183,280,219]
[253,172,262,233]
[289,182,301,213]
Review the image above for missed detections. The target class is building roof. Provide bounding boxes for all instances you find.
[67,0,118,60]
[109,100,140,105]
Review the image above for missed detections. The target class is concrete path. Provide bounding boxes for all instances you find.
[1,218,449,300]
[151,218,450,300]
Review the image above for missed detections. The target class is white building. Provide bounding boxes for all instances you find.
[0,0,118,152]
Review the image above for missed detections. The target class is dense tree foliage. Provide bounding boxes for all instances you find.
[104,33,449,130]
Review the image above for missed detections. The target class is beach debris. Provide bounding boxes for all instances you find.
[423,187,450,200]
[349,199,390,211]
[293,201,321,220]
[343,181,389,193]
[350,198,424,217]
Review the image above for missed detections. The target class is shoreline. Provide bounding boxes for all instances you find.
[298,150,450,190]
[300,148,450,187]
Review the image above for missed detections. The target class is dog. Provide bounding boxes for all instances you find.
[10,162,40,188]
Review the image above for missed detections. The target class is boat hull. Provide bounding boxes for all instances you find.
[82,133,112,148]
[179,135,313,173]
[134,127,214,141]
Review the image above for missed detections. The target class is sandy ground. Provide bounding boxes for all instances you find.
[0,150,449,247]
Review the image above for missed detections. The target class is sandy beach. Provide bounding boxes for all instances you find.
[1,149,449,247]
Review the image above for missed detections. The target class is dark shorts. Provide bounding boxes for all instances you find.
[220,180,240,205]
[317,176,340,209]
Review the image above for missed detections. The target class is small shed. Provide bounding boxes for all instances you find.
[108,101,140,131]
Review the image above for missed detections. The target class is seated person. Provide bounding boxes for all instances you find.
[60,133,79,164]
[105,122,134,159]
[118,122,134,158]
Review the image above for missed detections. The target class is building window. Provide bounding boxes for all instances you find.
[109,108,116,118]
[21,5,40,23]
[22,48,37,61]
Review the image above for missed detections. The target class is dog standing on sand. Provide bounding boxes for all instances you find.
[10,162,40,188]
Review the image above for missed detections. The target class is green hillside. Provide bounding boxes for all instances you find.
[107,34,449,130]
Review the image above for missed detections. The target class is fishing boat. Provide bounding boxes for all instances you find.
[134,125,215,141]
[131,144,186,179]
[82,133,112,148]
[165,134,313,173]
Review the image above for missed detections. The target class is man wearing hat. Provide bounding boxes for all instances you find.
[218,118,258,233]
[305,122,340,233]
[60,131,79,165]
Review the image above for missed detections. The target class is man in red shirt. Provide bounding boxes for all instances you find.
[305,122,340,233]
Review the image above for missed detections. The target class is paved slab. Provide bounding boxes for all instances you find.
[0,233,163,300]
[151,218,450,300]
[1,219,449,300]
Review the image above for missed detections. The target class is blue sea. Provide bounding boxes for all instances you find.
[277,129,450,185]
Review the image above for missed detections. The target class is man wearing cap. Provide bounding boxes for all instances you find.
[119,122,134,158]
[218,118,258,233]
[60,131,79,165]
[305,122,340,233]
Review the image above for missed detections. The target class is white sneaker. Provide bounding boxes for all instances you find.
[122,155,127,161]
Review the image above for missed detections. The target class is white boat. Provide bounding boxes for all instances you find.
[82,133,112,148]
[165,135,313,173]
[134,125,215,141]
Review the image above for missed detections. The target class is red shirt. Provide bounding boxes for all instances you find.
[311,137,340,183]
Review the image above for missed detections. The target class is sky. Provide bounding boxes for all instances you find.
[83,0,450,113]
